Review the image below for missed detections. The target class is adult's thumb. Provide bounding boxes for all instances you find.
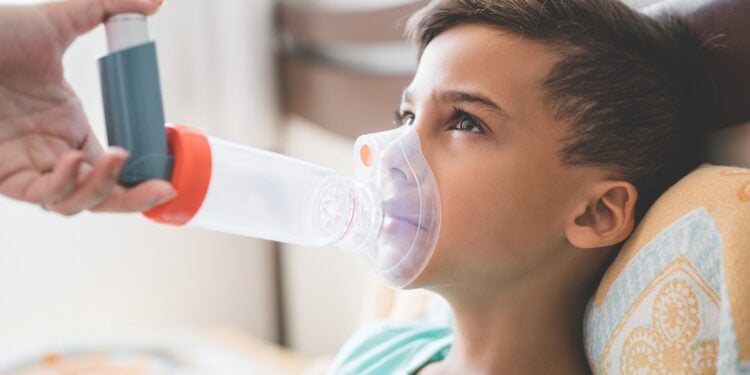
[42,0,163,47]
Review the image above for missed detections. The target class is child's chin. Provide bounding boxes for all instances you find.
[396,256,441,290]
[402,241,470,290]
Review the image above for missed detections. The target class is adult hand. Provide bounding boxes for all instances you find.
[0,0,174,216]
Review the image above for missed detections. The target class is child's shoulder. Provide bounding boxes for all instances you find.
[328,320,453,375]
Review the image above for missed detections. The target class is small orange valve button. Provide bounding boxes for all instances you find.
[359,144,372,167]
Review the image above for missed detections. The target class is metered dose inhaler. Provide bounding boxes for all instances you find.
[99,13,172,187]
[144,125,441,288]
[99,14,441,288]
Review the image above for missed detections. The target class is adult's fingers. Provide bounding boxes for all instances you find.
[79,125,106,164]
[90,179,175,213]
[22,151,85,205]
[43,0,164,47]
[44,148,129,216]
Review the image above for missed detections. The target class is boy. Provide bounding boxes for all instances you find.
[329,0,713,373]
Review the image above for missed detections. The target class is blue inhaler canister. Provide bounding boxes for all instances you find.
[98,13,172,186]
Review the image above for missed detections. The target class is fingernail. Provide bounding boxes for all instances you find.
[111,159,127,178]
[151,189,177,207]
[109,146,129,158]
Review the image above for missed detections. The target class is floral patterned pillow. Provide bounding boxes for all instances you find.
[584,165,750,374]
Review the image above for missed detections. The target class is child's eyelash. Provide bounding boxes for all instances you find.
[450,106,488,134]
[394,110,414,127]
[394,108,488,134]
[451,106,470,120]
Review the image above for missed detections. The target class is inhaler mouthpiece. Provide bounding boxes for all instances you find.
[314,126,441,288]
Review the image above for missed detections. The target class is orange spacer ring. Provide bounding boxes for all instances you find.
[143,124,212,225]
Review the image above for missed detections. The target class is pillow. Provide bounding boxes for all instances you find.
[584,165,750,374]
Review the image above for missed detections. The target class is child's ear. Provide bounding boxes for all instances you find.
[565,181,637,249]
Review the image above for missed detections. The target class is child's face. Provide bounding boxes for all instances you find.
[402,25,603,289]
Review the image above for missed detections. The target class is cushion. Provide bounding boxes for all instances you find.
[584,165,750,374]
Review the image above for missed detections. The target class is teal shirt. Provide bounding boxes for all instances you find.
[328,320,453,375]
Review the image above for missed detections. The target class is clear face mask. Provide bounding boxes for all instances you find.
[321,126,442,287]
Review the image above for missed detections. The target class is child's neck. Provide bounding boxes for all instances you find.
[421,251,600,374]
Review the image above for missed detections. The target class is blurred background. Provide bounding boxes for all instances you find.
[2,0,746,373]
[0,1,426,371]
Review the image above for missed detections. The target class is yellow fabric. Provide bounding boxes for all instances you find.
[587,165,750,373]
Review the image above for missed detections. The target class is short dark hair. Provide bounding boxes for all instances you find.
[406,0,716,221]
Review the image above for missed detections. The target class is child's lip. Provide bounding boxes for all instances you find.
[378,214,434,279]
[383,198,425,232]
[389,213,423,231]
[379,216,422,271]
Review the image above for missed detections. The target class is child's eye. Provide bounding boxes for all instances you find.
[451,113,486,134]
[394,111,415,127]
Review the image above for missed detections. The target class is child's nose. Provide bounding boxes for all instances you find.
[380,148,416,191]
[387,166,410,185]
[381,132,430,190]
[409,120,436,168]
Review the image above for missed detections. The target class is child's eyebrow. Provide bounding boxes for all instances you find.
[401,89,509,118]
